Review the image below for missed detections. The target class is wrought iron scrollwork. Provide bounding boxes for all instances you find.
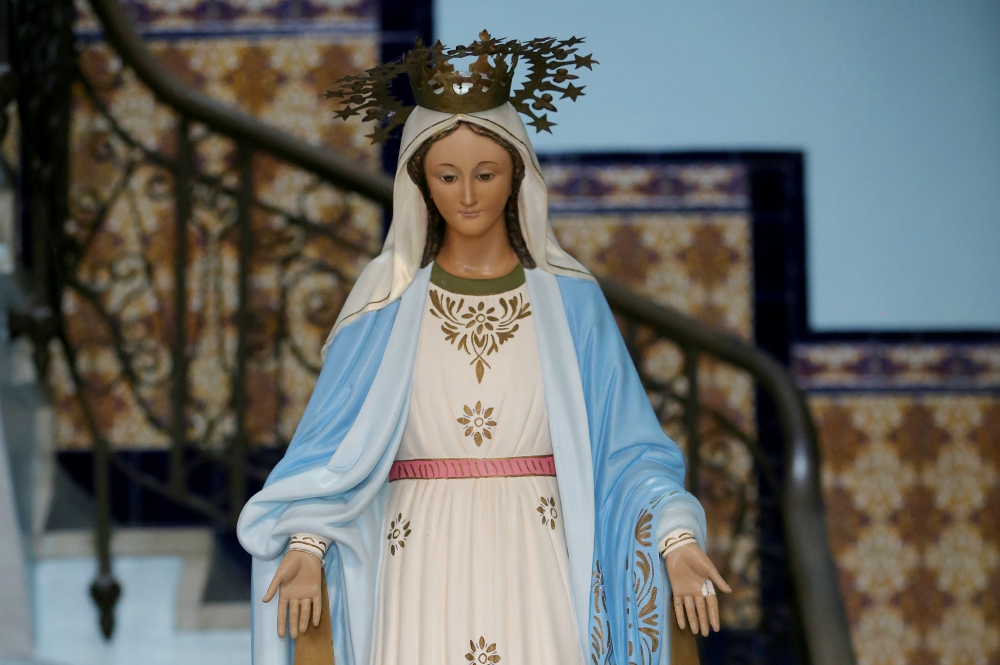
[22,0,382,639]
[62,53,380,505]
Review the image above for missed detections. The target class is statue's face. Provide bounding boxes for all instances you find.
[423,124,514,242]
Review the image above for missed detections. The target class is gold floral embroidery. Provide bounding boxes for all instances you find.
[457,401,497,446]
[627,508,660,663]
[429,289,531,383]
[465,636,501,663]
[537,496,559,530]
[591,560,612,663]
[386,513,411,556]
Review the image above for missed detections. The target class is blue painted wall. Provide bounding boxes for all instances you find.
[436,1,1000,331]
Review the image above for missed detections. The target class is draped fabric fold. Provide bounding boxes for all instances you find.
[559,276,707,664]
[238,268,430,665]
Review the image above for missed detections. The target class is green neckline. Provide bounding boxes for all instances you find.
[430,262,526,296]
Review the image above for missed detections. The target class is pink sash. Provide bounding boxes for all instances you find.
[388,455,556,481]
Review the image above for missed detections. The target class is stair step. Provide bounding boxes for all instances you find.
[36,526,251,631]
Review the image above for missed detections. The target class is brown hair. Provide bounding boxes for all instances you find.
[406,121,535,269]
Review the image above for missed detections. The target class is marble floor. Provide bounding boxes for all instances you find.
[31,556,250,665]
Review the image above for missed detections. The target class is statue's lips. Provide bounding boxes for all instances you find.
[459,210,481,218]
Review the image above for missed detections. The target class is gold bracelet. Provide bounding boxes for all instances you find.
[288,535,328,559]
[660,531,697,557]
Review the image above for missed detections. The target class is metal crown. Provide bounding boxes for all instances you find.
[325,31,598,144]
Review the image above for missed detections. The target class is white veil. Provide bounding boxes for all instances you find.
[321,103,593,359]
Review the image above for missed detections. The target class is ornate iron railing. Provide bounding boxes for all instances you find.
[6,0,854,663]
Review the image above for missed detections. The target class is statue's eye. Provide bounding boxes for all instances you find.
[477,173,494,181]
[439,174,457,183]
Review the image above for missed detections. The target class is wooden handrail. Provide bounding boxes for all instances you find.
[86,0,395,206]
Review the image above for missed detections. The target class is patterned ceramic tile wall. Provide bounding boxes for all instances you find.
[797,342,1000,665]
[75,0,377,36]
[50,1,380,451]
[544,161,760,628]
[795,343,1000,392]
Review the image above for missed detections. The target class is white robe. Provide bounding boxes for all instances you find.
[371,270,581,665]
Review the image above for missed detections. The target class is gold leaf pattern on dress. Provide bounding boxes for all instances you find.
[590,560,611,662]
[627,507,660,663]
[456,401,497,447]
[386,513,411,556]
[635,510,653,547]
[429,289,531,383]
[465,636,501,663]
[537,496,559,530]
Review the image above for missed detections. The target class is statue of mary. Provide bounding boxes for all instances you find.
[237,34,729,665]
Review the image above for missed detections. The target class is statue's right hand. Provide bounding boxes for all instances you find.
[263,549,323,639]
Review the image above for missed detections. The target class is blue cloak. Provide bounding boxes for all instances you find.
[237,266,707,665]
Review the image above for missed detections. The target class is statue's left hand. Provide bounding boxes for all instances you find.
[664,544,731,636]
